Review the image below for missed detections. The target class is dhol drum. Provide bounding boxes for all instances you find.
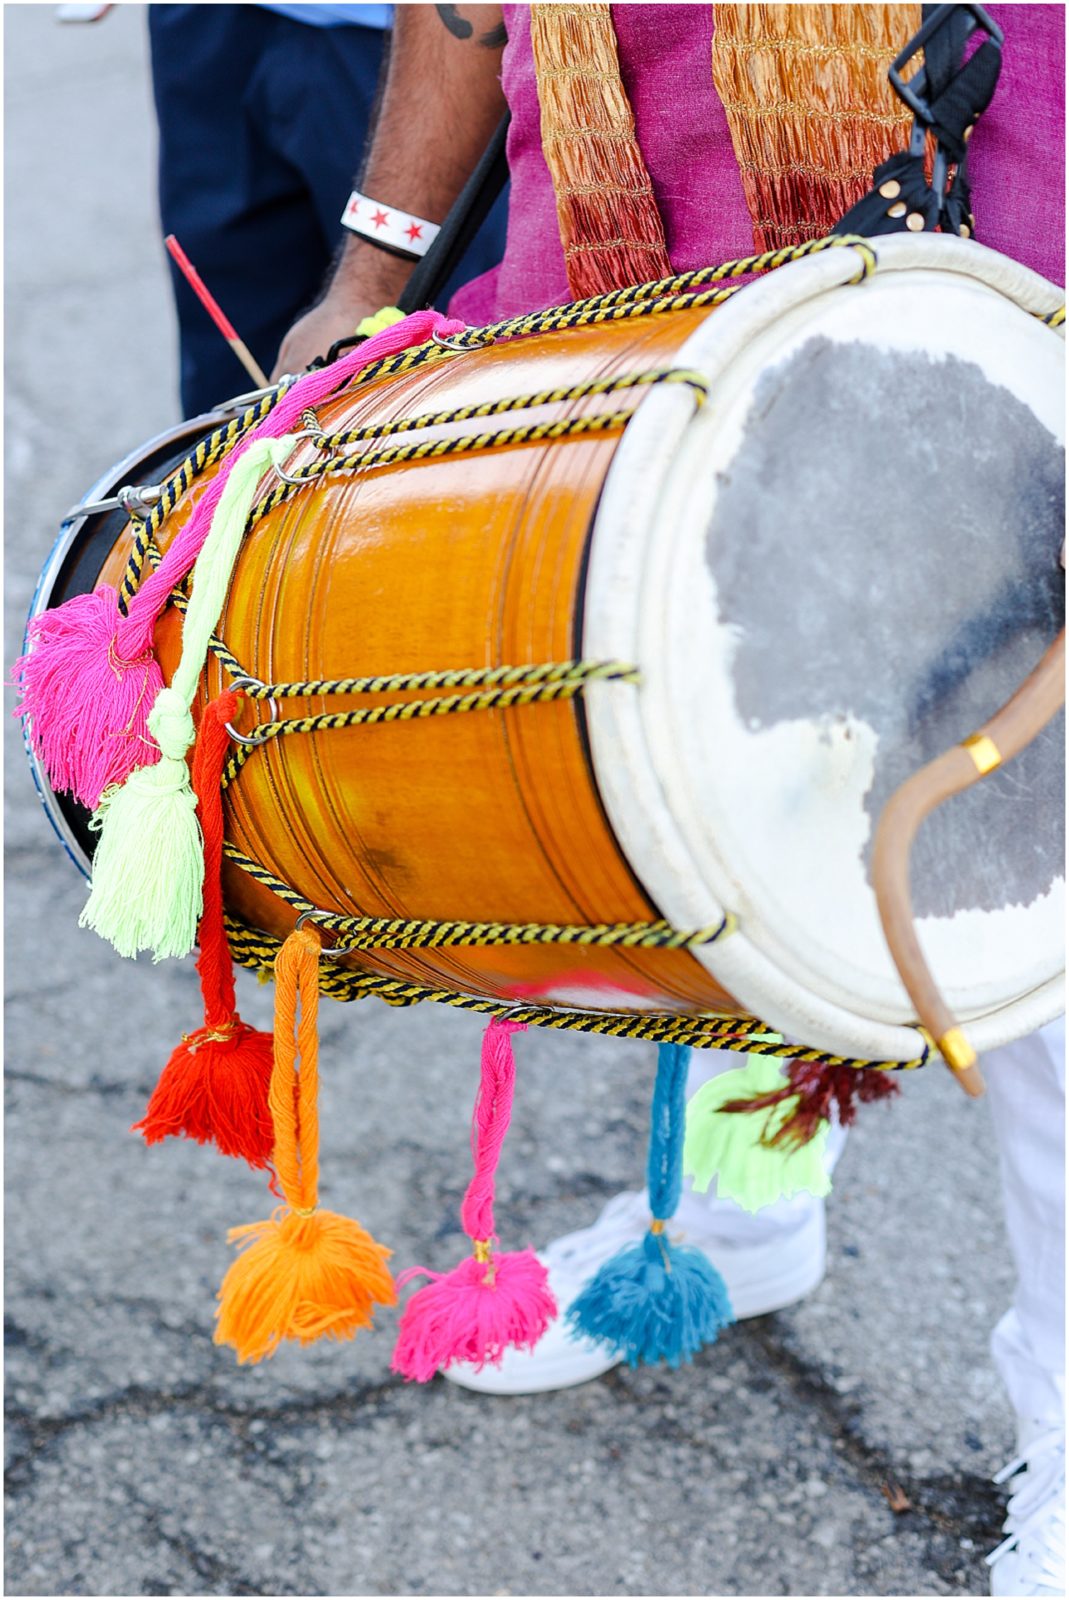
[26,234,1065,1066]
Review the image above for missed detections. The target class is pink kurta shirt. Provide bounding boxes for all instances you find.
[450,3,1065,323]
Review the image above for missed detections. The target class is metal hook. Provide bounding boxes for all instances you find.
[430,329,480,353]
[295,910,327,931]
[224,675,279,745]
[271,428,336,487]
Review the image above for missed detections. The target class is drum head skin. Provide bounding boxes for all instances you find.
[585,236,1065,1059]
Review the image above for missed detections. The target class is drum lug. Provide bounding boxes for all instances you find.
[65,483,163,521]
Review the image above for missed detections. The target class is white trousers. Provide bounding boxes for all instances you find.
[685,1018,1066,1427]
[984,1017,1065,1428]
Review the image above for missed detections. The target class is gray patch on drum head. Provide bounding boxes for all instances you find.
[706,335,1065,919]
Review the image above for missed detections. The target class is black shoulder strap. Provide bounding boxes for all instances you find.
[832,4,1003,241]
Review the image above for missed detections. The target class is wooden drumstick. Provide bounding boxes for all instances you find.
[164,234,269,390]
[872,630,1066,1097]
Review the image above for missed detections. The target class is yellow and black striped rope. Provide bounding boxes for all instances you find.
[322,368,709,448]
[345,235,877,387]
[218,662,641,789]
[220,912,928,1071]
[232,659,634,701]
[1039,305,1065,328]
[116,238,877,614]
[276,407,638,492]
[117,386,284,610]
[222,842,734,952]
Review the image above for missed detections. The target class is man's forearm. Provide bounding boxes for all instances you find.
[330,4,507,307]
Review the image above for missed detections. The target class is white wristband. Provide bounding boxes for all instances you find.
[340,191,441,260]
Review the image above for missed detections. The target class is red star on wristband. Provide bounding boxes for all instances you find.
[370,209,389,229]
[405,222,424,242]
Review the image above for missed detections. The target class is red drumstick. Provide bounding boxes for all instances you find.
[164,234,269,389]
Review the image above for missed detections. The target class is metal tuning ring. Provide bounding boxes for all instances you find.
[295,910,327,931]
[430,329,479,353]
[225,675,280,746]
[271,426,340,487]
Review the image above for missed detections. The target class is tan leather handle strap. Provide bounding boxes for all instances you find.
[872,630,1065,1097]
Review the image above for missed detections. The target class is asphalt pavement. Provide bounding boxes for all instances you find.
[5,6,1021,1595]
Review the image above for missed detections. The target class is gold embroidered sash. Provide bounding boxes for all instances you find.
[530,2,674,298]
[710,3,920,249]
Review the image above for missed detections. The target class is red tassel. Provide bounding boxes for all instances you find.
[719,1060,899,1152]
[133,688,274,1167]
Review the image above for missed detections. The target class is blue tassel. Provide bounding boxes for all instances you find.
[566,1043,735,1367]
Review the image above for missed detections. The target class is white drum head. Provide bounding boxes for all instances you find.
[584,235,1065,1060]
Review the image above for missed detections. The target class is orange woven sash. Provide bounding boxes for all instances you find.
[710,3,921,249]
[529,1,673,298]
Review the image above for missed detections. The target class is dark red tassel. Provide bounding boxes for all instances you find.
[133,688,274,1168]
[719,1061,899,1152]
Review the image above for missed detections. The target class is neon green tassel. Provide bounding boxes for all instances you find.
[80,437,296,960]
[355,306,406,337]
[683,1056,831,1213]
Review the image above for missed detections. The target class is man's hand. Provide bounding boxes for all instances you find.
[271,4,505,379]
[273,299,370,379]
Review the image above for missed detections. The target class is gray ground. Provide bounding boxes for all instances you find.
[5,6,1018,1596]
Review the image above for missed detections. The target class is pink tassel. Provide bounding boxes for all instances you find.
[13,310,465,810]
[392,1019,557,1382]
[14,585,163,811]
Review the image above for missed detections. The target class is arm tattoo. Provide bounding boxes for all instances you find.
[435,5,473,39]
[435,5,505,47]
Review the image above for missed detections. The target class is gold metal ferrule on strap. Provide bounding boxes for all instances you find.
[291,1204,317,1219]
[648,1218,667,1235]
[472,1238,493,1263]
[938,1027,978,1073]
[962,732,1002,776]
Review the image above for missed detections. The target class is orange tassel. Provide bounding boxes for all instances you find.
[133,690,274,1166]
[214,925,395,1363]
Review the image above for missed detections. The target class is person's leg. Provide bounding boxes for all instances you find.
[148,5,336,415]
[249,18,386,364]
[985,1017,1065,1434]
[983,1018,1065,1597]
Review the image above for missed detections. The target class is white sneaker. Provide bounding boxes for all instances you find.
[443,1187,826,1395]
[987,1424,1065,1597]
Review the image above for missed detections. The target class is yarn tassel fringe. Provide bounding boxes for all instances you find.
[718,1059,900,1151]
[568,1043,734,1367]
[135,1019,274,1166]
[567,1224,733,1369]
[392,1019,556,1381]
[215,926,395,1363]
[13,584,163,811]
[133,688,274,1167]
[80,437,295,962]
[683,1056,834,1213]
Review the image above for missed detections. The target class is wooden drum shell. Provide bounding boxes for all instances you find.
[98,310,740,1016]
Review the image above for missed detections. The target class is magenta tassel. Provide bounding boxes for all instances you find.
[14,584,162,809]
[391,1249,556,1383]
[392,1019,557,1382]
[13,310,466,810]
